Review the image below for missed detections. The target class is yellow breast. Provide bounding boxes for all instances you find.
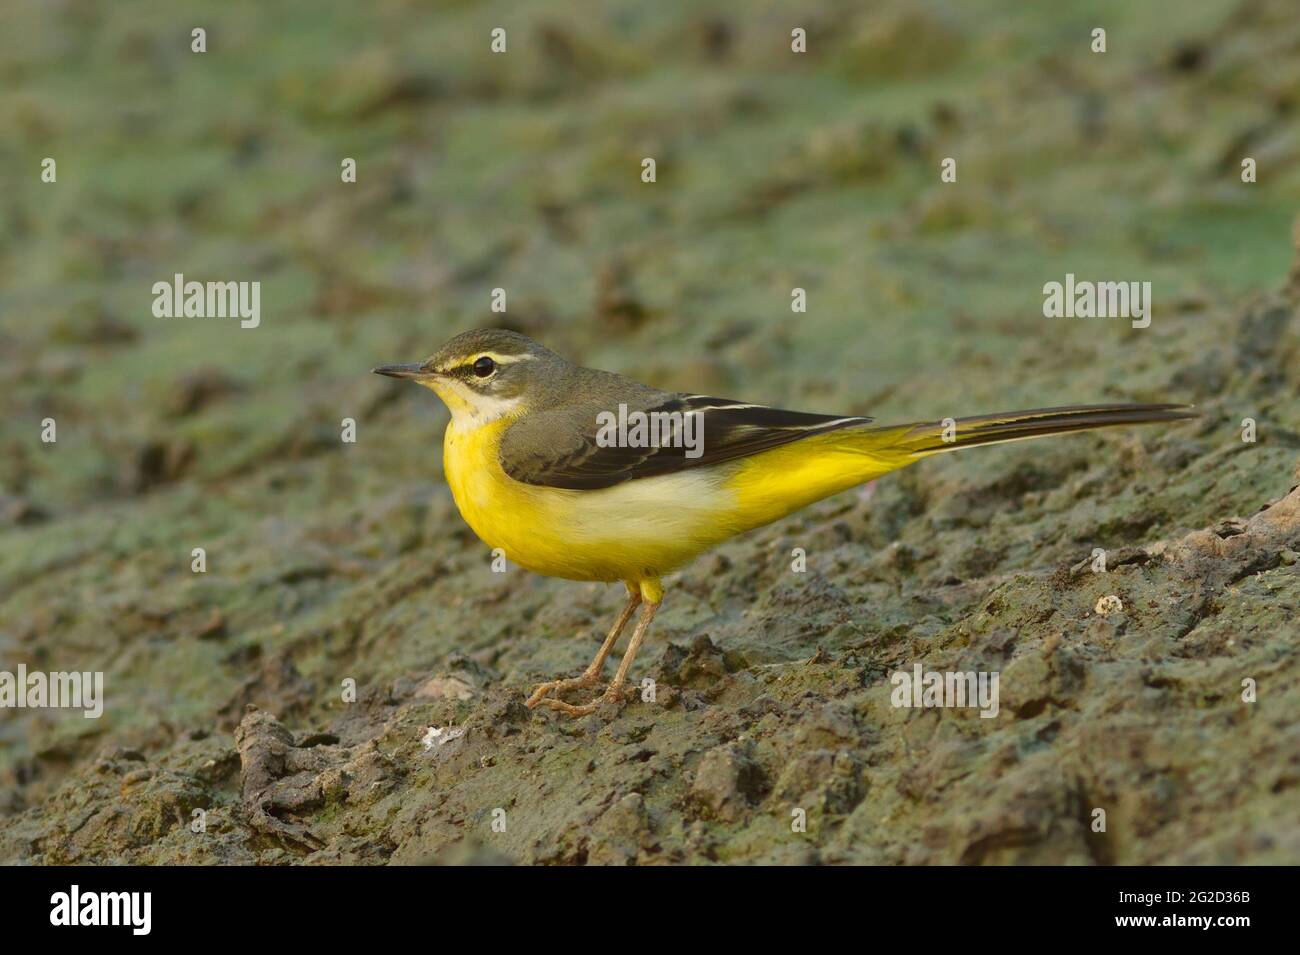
[441,417,735,583]
[441,419,904,584]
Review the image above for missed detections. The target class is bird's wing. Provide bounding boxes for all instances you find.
[499,394,872,490]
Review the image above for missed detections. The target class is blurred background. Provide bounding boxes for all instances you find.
[1,1,1298,863]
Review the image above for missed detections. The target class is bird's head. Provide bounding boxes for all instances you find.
[373,328,566,425]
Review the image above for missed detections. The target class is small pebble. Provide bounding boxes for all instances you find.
[1094,595,1123,616]
[421,725,466,752]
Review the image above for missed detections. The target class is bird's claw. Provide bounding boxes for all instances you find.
[525,672,599,708]
[533,696,600,717]
[528,682,634,717]
[525,682,561,708]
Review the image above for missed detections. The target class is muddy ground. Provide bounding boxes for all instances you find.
[1,1,1298,864]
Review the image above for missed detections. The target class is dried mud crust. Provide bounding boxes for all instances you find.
[3,0,1300,866]
[2,467,1296,865]
[3,283,1299,863]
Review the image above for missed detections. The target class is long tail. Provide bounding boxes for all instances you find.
[875,403,1198,458]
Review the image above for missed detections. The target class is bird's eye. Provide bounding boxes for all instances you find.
[472,356,496,378]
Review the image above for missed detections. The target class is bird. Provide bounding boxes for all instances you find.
[374,328,1196,717]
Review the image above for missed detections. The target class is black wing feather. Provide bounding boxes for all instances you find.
[500,395,871,490]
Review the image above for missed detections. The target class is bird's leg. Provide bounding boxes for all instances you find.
[525,587,641,708]
[601,598,660,703]
[535,598,661,717]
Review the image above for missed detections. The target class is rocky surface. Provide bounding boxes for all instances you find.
[1,0,1298,864]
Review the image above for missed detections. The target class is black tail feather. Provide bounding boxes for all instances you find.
[889,403,1199,456]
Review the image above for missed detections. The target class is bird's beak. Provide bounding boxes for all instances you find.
[372,362,433,380]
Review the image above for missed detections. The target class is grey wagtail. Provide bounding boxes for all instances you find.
[375,328,1195,717]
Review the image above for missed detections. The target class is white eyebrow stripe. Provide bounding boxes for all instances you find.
[434,351,536,373]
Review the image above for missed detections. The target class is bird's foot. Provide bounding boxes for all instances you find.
[529,681,636,717]
[525,670,602,709]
